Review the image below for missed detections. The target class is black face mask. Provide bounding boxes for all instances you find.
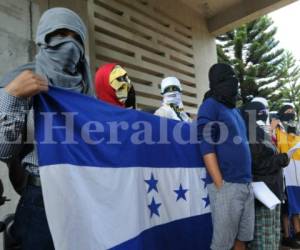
[257,113,268,123]
[281,113,295,122]
[208,63,239,109]
[211,77,238,109]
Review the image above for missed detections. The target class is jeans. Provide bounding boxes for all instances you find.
[11,184,54,250]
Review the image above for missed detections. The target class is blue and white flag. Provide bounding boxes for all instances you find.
[276,129,300,214]
[34,87,212,250]
[284,161,300,214]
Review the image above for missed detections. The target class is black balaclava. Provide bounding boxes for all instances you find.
[242,101,267,124]
[278,104,297,134]
[254,102,268,123]
[278,104,295,122]
[204,63,239,109]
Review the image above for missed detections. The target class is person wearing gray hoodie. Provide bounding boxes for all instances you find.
[0,8,94,249]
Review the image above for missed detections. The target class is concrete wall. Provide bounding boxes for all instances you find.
[0,0,33,79]
[0,0,216,110]
[153,0,217,110]
[89,0,216,112]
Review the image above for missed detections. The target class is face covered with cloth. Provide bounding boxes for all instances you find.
[35,7,94,95]
[278,104,297,134]
[204,63,239,109]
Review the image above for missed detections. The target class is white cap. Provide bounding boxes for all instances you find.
[160,77,182,94]
[282,102,295,108]
[251,97,269,108]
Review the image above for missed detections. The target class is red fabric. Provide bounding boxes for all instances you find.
[94,63,125,107]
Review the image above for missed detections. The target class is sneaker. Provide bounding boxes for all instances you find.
[282,237,300,249]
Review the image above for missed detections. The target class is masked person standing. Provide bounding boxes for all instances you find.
[0,8,94,250]
[275,104,300,248]
[251,97,271,133]
[242,99,289,250]
[94,63,135,109]
[197,63,254,250]
[154,77,191,122]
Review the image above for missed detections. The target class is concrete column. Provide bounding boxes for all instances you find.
[0,0,32,78]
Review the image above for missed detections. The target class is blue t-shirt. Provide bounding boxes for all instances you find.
[197,98,252,183]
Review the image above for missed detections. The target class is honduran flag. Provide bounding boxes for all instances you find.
[276,128,300,214]
[34,87,212,250]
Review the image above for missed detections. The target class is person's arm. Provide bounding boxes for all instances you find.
[0,89,30,161]
[197,99,223,187]
[0,70,48,162]
[250,143,289,176]
[203,153,223,189]
[270,118,280,133]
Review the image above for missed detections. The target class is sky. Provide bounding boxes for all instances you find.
[269,0,300,61]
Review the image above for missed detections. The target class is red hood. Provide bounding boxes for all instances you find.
[94,63,125,107]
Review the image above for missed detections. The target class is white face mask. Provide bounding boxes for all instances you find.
[163,91,183,107]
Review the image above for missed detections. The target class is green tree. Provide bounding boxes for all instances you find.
[275,51,300,114]
[217,16,286,104]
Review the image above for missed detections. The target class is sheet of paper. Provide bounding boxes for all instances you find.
[287,142,300,158]
[251,182,281,210]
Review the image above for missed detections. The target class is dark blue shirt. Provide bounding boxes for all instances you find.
[197,98,252,183]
